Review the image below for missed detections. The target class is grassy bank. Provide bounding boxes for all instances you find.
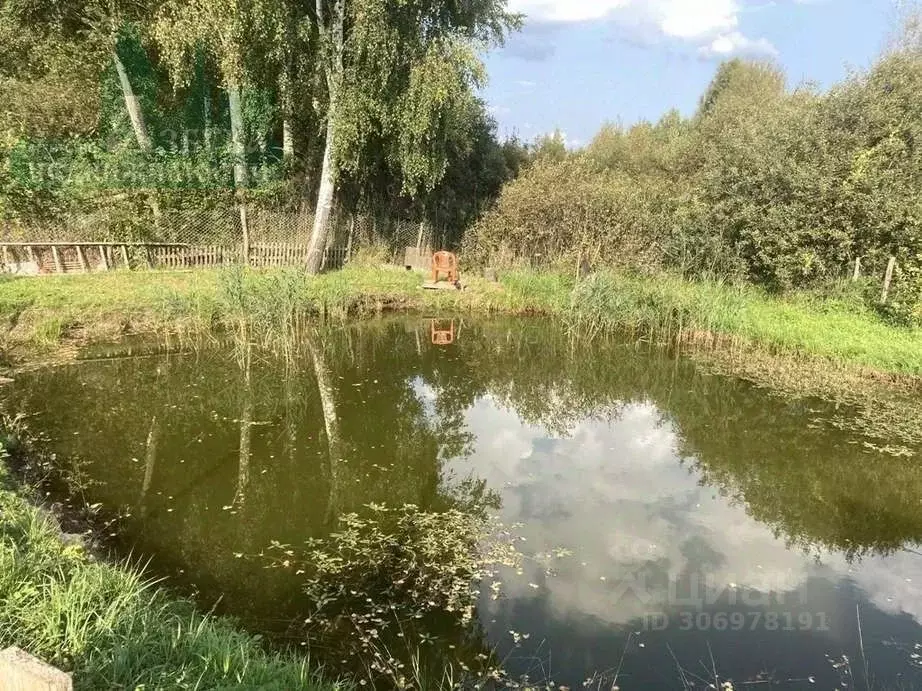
[0,437,343,690]
[1,265,921,379]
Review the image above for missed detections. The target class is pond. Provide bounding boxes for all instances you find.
[6,317,922,689]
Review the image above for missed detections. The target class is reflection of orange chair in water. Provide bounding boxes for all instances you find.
[431,251,460,285]
[431,320,455,346]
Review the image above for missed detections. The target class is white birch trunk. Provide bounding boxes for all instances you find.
[281,74,295,160]
[306,108,337,273]
[283,119,295,160]
[113,51,152,151]
[228,82,251,264]
[305,0,345,274]
[228,83,249,189]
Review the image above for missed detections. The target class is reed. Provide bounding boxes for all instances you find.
[2,266,921,378]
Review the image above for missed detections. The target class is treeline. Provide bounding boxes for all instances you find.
[466,37,922,325]
[0,0,527,264]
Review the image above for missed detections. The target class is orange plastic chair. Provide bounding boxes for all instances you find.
[431,251,459,284]
[431,320,455,346]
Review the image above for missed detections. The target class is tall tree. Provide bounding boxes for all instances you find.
[76,2,159,150]
[154,0,292,255]
[302,0,519,273]
[110,46,152,150]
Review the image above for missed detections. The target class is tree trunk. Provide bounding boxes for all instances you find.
[306,111,337,273]
[113,50,152,151]
[305,0,345,274]
[228,82,251,264]
[283,119,294,160]
[228,84,248,188]
[281,74,295,160]
[203,86,213,151]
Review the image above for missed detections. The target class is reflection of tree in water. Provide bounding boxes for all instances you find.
[431,320,922,560]
[7,316,922,675]
[667,384,922,560]
[3,322,503,630]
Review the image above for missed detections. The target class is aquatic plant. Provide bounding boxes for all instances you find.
[268,504,523,688]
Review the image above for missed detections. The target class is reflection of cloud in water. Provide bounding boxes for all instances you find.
[450,398,922,630]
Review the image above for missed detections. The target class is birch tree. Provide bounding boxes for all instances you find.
[303,0,519,273]
[78,2,162,150]
[112,49,152,150]
[154,0,291,254]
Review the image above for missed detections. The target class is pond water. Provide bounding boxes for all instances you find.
[6,318,922,689]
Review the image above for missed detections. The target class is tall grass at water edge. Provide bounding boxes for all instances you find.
[2,266,921,377]
[564,271,922,376]
[204,267,922,377]
[0,442,342,690]
[566,271,746,344]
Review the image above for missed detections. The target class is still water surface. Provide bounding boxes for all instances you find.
[7,318,922,688]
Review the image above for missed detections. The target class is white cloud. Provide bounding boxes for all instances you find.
[506,0,776,57]
[449,397,922,643]
[700,30,778,58]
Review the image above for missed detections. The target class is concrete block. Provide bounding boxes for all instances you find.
[0,647,72,691]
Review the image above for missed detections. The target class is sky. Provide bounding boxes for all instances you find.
[481,0,902,146]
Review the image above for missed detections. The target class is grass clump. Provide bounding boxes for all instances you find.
[0,443,343,690]
[565,270,922,376]
[567,271,746,343]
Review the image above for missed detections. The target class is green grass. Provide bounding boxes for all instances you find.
[1,265,921,378]
[0,449,344,690]
[567,271,922,376]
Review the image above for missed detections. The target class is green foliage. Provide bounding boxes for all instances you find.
[464,156,709,274]
[269,504,521,687]
[466,44,922,324]
[1,0,522,245]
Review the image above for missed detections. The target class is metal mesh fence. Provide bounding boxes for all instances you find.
[0,193,444,273]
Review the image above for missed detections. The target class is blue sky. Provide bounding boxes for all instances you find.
[481,0,899,146]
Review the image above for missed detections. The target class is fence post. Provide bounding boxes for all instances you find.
[852,257,861,281]
[881,256,897,304]
[346,214,355,264]
[75,245,89,272]
[239,205,251,266]
[51,246,64,274]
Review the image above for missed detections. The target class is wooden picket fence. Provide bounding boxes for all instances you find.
[0,241,350,275]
